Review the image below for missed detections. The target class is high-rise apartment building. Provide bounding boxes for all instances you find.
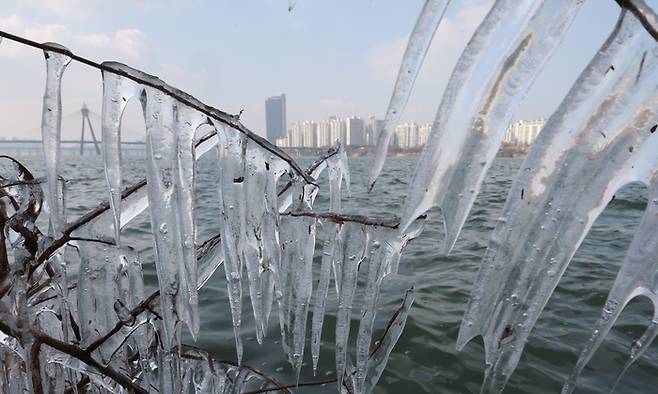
[265,94,287,143]
[345,116,365,146]
[366,116,385,146]
[302,120,318,148]
[316,120,332,147]
[394,122,420,149]
[504,119,544,146]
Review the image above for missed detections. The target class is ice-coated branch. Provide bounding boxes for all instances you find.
[282,211,402,229]
[616,0,658,41]
[0,321,148,394]
[0,29,313,185]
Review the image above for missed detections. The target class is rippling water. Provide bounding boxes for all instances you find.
[9,153,658,393]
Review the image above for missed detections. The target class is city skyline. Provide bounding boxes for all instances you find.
[276,114,545,149]
[0,1,622,141]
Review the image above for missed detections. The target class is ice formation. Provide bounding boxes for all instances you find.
[14,0,658,390]
[368,0,450,191]
[41,43,71,235]
[398,0,584,252]
[458,8,658,392]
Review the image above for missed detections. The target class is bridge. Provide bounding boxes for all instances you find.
[1,104,146,157]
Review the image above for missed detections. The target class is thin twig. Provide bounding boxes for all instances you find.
[85,290,160,354]
[281,211,401,228]
[31,329,148,394]
[615,0,658,41]
[30,340,43,394]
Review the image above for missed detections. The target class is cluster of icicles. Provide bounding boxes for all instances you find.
[4,0,658,391]
[366,0,658,392]
[0,40,420,394]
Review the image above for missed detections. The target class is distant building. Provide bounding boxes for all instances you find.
[329,117,345,144]
[316,120,332,147]
[394,122,420,149]
[289,122,303,147]
[265,94,287,143]
[366,116,385,146]
[419,124,432,146]
[345,116,365,146]
[504,119,545,146]
[302,120,317,148]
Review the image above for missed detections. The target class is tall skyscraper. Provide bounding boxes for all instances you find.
[265,94,287,143]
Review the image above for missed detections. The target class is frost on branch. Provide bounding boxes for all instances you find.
[458,9,658,392]
[398,0,583,252]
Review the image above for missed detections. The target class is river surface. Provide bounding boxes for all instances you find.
[9,153,658,393]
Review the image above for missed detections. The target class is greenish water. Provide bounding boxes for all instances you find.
[15,154,658,393]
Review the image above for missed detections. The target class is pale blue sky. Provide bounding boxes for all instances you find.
[0,0,637,141]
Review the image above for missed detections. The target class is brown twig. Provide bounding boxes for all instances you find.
[281,211,401,229]
[85,290,160,354]
[615,0,658,42]
[30,340,43,394]
[31,329,148,394]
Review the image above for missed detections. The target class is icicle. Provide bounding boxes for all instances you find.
[354,228,394,394]
[142,85,206,349]
[311,221,342,373]
[240,144,288,344]
[458,10,658,392]
[327,142,350,212]
[100,63,144,243]
[563,175,658,392]
[277,183,317,379]
[362,289,415,394]
[214,122,248,364]
[367,0,451,190]
[399,0,583,253]
[76,243,127,361]
[335,223,369,389]
[41,43,71,235]
[610,318,658,392]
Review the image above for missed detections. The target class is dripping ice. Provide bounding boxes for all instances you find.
[458,8,658,393]
[398,0,583,253]
[368,0,450,191]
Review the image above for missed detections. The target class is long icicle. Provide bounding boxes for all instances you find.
[336,223,369,389]
[100,62,144,244]
[563,174,658,392]
[41,43,71,235]
[399,0,583,254]
[142,85,206,348]
[368,0,451,191]
[213,122,248,364]
[458,9,658,392]
[362,288,415,394]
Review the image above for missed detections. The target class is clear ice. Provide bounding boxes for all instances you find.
[41,43,71,235]
[458,9,658,393]
[399,0,583,254]
[368,0,450,190]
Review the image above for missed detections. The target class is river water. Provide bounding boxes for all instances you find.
[10,153,658,393]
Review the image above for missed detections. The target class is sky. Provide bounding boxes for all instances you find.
[0,0,640,141]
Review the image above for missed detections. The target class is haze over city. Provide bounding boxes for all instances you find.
[0,0,625,142]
